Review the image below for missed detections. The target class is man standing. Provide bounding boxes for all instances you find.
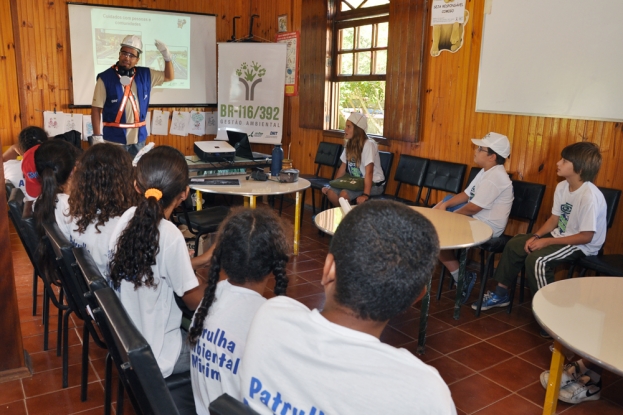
[91,35,174,156]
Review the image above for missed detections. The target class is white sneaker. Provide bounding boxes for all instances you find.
[539,362,584,389]
[558,375,601,404]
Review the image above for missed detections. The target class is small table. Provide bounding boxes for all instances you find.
[185,155,271,173]
[532,277,623,415]
[315,206,493,352]
[190,175,310,255]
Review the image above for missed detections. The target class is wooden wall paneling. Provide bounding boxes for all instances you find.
[0,0,22,144]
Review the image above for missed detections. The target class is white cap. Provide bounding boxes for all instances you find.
[120,35,143,54]
[347,112,368,133]
[471,132,511,158]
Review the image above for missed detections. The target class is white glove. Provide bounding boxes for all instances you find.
[154,39,172,62]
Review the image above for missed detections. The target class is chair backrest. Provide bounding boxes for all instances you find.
[466,167,482,188]
[209,394,261,415]
[5,180,15,201]
[508,180,547,233]
[394,155,429,186]
[314,142,343,168]
[92,287,181,415]
[422,160,467,205]
[377,151,394,186]
[598,187,621,229]
[42,221,92,322]
[8,188,41,270]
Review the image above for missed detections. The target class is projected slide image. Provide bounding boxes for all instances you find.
[94,30,141,65]
[144,46,188,81]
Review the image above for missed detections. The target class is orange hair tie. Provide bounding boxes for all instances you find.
[144,188,163,201]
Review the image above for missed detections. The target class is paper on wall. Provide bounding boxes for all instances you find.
[43,111,65,137]
[64,113,83,134]
[188,111,206,136]
[205,111,217,135]
[170,111,190,136]
[151,110,170,135]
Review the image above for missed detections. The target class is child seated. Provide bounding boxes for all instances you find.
[55,143,137,277]
[240,200,457,415]
[188,207,290,414]
[108,146,210,378]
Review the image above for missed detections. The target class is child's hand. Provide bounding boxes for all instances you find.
[525,236,549,253]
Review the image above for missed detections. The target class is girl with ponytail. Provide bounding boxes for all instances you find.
[108,145,209,378]
[188,207,289,414]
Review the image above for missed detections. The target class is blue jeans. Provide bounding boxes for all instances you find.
[441,194,466,212]
[122,142,146,157]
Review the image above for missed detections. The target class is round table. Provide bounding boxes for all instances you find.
[190,175,310,255]
[533,277,623,414]
[314,206,493,353]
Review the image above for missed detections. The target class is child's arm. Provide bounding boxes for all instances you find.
[454,202,483,216]
[525,214,594,252]
[191,243,215,270]
[355,163,374,205]
[182,282,208,310]
[433,192,469,211]
[3,144,20,162]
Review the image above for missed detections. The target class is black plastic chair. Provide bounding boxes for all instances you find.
[7,188,66,353]
[5,180,15,201]
[43,222,107,398]
[372,154,428,205]
[567,187,622,278]
[421,160,467,206]
[299,142,343,218]
[92,286,196,415]
[209,394,261,415]
[175,199,230,257]
[470,180,547,316]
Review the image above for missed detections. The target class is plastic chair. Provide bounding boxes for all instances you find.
[175,198,230,257]
[567,187,622,278]
[421,160,467,206]
[299,142,343,218]
[209,394,261,415]
[91,287,185,415]
[43,222,107,398]
[7,188,67,352]
[371,155,429,205]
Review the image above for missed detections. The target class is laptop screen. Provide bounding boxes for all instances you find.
[226,130,254,160]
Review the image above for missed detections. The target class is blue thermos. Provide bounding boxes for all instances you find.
[271,144,283,177]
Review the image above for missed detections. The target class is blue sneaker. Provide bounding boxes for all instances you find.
[471,290,510,311]
[460,271,477,304]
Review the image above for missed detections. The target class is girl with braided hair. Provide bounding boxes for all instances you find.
[55,143,138,277]
[108,145,209,378]
[188,207,289,414]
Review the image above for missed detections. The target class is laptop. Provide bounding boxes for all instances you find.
[226,130,271,161]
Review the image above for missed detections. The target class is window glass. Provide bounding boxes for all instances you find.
[336,81,385,135]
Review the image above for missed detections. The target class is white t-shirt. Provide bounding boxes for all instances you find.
[108,207,199,377]
[464,164,513,238]
[550,180,607,256]
[191,280,266,415]
[240,297,457,415]
[340,139,385,183]
[54,193,122,278]
[4,159,35,202]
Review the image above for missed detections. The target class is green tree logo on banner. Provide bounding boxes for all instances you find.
[236,61,267,101]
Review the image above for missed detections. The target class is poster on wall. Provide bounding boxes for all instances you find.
[430,0,468,56]
[275,32,299,96]
[216,43,287,144]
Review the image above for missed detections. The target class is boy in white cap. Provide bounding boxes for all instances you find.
[91,35,174,156]
[433,132,514,303]
[322,112,385,205]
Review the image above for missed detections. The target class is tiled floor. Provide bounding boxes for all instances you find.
[2,201,623,415]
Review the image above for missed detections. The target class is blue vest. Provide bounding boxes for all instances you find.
[97,67,151,144]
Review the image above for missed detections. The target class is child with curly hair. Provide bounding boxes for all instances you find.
[108,145,210,378]
[55,143,138,277]
[188,207,289,414]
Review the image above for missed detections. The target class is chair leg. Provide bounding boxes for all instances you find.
[417,278,433,354]
[81,324,90,401]
[57,289,64,356]
[32,270,38,316]
[279,195,284,216]
[479,249,485,279]
[580,267,588,277]
[436,266,446,300]
[117,377,125,415]
[43,288,49,351]
[105,353,113,415]
[62,308,72,388]
[475,252,495,317]
[519,269,526,303]
[310,188,317,215]
[567,264,576,279]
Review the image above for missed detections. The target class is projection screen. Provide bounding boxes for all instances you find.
[67,3,217,106]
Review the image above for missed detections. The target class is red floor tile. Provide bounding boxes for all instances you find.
[449,374,511,414]
[472,394,542,415]
[0,400,27,415]
[427,356,476,385]
[25,383,105,415]
[426,327,481,354]
[0,380,24,405]
[487,328,548,355]
[448,341,513,372]
[480,357,545,391]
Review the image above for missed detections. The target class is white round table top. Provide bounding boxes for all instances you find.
[532,277,623,376]
[314,206,493,250]
[189,175,310,197]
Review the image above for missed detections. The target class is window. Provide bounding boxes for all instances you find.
[330,1,390,136]
[300,0,427,142]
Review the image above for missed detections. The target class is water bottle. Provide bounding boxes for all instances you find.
[271,144,283,177]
